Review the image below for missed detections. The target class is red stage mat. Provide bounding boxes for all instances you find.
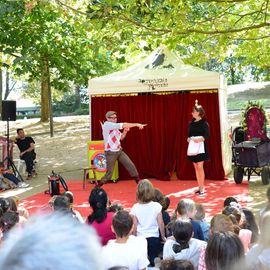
[19,179,248,220]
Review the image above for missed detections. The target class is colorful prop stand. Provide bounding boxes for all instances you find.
[87,140,118,182]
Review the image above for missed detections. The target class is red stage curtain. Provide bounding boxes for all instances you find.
[91,92,225,180]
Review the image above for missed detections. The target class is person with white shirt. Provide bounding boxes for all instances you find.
[99,111,146,186]
[246,212,270,270]
[130,179,165,267]
[102,210,149,270]
[163,220,206,270]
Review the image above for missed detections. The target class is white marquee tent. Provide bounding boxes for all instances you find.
[89,46,231,175]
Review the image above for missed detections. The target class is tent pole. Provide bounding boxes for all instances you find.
[89,94,92,140]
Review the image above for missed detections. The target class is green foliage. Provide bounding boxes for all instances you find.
[53,90,89,115]
[1,0,270,117]
[0,0,120,92]
[85,0,270,81]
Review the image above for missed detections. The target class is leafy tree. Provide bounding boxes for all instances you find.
[66,0,270,80]
[1,0,270,123]
[0,0,115,121]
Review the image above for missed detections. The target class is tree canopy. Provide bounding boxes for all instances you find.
[0,0,269,121]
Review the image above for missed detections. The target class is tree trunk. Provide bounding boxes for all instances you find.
[0,68,2,114]
[230,65,235,85]
[40,57,50,122]
[74,84,81,109]
[4,71,9,100]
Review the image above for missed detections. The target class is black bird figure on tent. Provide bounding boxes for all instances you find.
[145,53,165,69]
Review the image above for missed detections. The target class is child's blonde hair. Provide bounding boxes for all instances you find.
[136,179,154,203]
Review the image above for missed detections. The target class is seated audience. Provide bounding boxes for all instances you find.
[242,207,259,246]
[12,196,29,220]
[222,204,252,252]
[246,212,270,270]
[153,188,171,237]
[108,267,129,270]
[160,259,195,270]
[53,195,81,222]
[86,187,115,245]
[259,186,270,228]
[205,231,245,270]
[194,203,210,242]
[0,198,10,214]
[6,196,28,225]
[223,196,239,207]
[102,210,149,270]
[130,179,165,267]
[198,214,234,270]
[163,220,206,269]
[0,211,19,241]
[107,203,124,213]
[0,214,104,270]
[63,191,84,223]
[173,199,204,240]
[0,162,29,189]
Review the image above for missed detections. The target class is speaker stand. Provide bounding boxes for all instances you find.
[3,119,24,182]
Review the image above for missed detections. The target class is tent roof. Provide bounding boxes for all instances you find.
[89,46,221,95]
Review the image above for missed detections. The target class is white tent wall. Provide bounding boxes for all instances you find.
[89,47,221,94]
[89,46,231,176]
[218,75,232,175]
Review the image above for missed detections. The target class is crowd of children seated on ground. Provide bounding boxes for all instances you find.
[0,179,270,270]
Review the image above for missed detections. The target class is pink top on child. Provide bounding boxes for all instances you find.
[86,211,115,246]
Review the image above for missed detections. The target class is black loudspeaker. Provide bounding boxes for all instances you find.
[1,100,16,121]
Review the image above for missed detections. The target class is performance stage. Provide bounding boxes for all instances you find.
[20,178,248,219]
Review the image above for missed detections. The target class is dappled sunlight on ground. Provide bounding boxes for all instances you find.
[248,177,269,221]
[1,115,267,224]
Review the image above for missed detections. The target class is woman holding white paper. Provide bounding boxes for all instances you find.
[187,102,210,196]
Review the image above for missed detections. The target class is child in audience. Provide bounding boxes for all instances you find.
[160,259,195,270]
[198,214,234,270]
[259,186,270,228]
[223,196,239,207]
[13,196,29,220]
[246,212,270,270]
[194,203,210,241]
[0,211,19,241]
[163,196,171,237]
[163,220,206,269]
[63,191,84,223]
[205,231,245,270]
[242,207,259,245]
[130,179,165,267]
[6,197,28,225]
[86,187,115,245]
[174,199,204,240]
[108,202,123,213]
[153,188,171,237]
[53,195,82,222]
[102,210,149,270]
[222,204,252,252]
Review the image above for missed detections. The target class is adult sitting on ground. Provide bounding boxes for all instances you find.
[0,214,104,270]
[0,162,29,189]
[14,128,37,180]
